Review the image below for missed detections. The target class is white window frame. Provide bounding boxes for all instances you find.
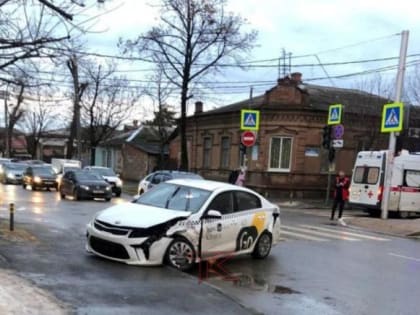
[268,136,293,172]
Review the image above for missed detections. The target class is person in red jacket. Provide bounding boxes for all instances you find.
[330,170,350,225]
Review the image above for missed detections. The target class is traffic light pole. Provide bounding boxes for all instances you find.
[381,30,409,220]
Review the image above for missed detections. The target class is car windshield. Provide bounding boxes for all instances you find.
[75,172,102,181]
[5,163,27,171]
[33,167,55,176]
[63,166,80,173]
[135,183,211,213]
[91,168,116,176]
[174,173,203,179]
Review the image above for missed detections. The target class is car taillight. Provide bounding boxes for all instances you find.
[377,186,383,202]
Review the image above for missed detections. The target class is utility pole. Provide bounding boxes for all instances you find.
[381,30,409,219]
[3,84,9,158]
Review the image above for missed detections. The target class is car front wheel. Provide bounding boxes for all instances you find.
[252,232,272,259]
[165,237,196,271]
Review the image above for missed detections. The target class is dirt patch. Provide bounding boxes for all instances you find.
[0,222,39,243]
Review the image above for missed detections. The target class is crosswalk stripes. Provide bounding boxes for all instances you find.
[280,224,390,242]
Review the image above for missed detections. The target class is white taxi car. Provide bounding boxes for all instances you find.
[86,179,281,271]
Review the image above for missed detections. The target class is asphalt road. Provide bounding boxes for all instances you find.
[1,183,420,315]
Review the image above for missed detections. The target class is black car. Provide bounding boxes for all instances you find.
[0,162,27,184]
[59,170,112,201]
[22,165,58,190]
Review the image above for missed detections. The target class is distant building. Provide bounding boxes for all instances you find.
[169,73,407,197]
[95,125,174,181]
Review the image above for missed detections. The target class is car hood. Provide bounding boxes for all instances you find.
[102,176,118,182]
[80,180,109,186]
[95,203,191,228]
[6,170,24,175]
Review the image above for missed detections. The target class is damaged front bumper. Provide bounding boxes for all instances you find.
[86,222,173,266]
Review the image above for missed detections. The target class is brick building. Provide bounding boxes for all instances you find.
[169,73,395,197]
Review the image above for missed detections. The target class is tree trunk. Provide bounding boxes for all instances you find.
[90,147,96,165]
[179,89,188,171]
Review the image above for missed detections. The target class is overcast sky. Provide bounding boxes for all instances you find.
[79,0,420,112]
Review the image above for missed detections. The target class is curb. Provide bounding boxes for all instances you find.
[344,221,417,240]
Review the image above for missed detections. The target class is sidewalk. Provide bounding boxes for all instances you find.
[0,269,68,315]
[275,198,420,238]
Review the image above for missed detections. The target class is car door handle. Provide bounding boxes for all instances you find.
[364,185,369,189]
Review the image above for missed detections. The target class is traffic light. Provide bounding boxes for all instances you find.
[322,125,332,149]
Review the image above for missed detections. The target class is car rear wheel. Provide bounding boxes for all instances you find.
[105,197,111,202]
[252,232,272,259]
[73,189,79,201]
[116,192,121,197]
[22,183,26,189]
[165,237,196,271]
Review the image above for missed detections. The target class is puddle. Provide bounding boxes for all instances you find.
[230,273,300,294]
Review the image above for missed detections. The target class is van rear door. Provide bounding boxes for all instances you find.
[349,153,385,209]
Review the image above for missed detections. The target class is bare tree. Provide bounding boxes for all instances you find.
[81,60,140,165]
[6,81,25,157]
[18,92,60,159]
[352,74,393,150]
[144,68,177,169]
[0,0,108,79]
[121,0,257,170]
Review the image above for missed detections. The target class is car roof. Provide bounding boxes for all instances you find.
[166,178,251,192]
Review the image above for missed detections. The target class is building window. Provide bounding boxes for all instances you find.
[268,137,292,171]
[203,137,212,168]
[220,137,230,168]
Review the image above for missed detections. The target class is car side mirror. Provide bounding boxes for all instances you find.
[204,210,222,219]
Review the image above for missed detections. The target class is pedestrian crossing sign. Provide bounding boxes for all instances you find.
[240,109,260,131]
[381,102,403,132]
[327,104,343,125]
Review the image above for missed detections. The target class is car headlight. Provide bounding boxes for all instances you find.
[80,185,90,190]
[105,186,111,191]
[34,176,42,183]
[7,173,15,179]
[116,179,123,187]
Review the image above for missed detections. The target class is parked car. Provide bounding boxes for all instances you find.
[86,179,281,271]
[84,166,123,197]
[22,165,58,191]
[0,162,27,184]
[60,170,112,201]
[137,170,203,195]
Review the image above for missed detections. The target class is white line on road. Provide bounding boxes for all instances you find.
[299,224,390,241]
[282,225,360,241]
[388,253,420,263]
[281,229,328,241]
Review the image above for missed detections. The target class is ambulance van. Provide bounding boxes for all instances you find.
[349,150,420,218]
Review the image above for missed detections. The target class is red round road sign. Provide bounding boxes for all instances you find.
[241,131,256,147]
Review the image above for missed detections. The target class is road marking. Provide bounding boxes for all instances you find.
[281,225,360,241]
[299,224,390,241]
[388,253,420,263]
[281,229,328,241]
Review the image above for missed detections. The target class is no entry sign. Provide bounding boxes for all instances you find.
[241,131,256,147]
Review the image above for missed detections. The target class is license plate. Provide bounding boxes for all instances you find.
[93,190,104,194]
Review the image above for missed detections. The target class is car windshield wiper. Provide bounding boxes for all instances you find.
[165,187,180,209]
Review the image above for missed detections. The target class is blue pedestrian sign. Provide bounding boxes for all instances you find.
[381,103,403,132]
[327,104,343,125]
[240,109,260,131]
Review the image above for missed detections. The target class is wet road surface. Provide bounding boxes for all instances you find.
[1,184,420,314]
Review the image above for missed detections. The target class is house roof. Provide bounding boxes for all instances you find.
[193,82,391,117]
[100,125,174,155]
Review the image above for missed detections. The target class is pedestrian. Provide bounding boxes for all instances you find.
[228,169,239,184]
[330,170,350,225]
[235,167,246,186]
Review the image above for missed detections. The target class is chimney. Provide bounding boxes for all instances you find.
[195,101,203,114]
[291,72,302,83]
